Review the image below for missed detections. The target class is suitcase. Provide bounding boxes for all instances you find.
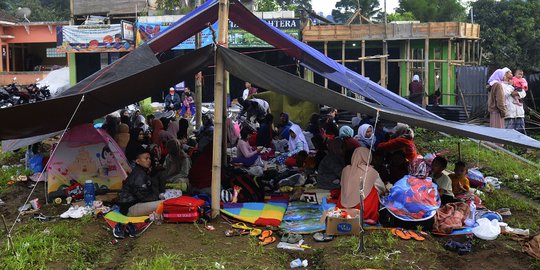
[162,196,205,223]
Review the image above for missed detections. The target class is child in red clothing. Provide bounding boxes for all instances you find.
[511,69,528,106]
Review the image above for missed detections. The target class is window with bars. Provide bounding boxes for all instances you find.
[46,48,66,58]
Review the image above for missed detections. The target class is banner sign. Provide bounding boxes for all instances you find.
[121,20,135,42]
[228,19,300,48]
[136,22,216,50]
[136,18,300,50]
[56,24,135,53]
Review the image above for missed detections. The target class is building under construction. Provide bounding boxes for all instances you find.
[302,21,481,111]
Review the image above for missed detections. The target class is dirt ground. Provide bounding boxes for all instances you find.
[0,181,536,270]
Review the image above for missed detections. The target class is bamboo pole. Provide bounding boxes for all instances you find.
[405,39,410,97]
[195,0,203,129]
[361,40,365,76]
[211,0,229,218]
[324,41,328,88]
[423,38,429,107]
[341,40,345,94]
[447,39,451,105]
[383,40,388,88]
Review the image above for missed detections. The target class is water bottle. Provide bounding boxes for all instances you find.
[84,180,95,207]
[464,201,476,227]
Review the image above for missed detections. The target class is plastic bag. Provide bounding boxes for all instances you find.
[28,154,44,173]
[472,217,500,240]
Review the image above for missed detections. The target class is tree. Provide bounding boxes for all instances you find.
[2,0,69,22]
[396,0,465,22]
[275,0,312,11]
[387,11,416,22]
[472,0,540,72]
[331,0,380,24]
[256,0,279,11]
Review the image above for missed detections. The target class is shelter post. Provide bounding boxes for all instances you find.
[324,41,328,88]
[423,38,429,107]
[361,40,365,76]
[211,0,229,218]
[195,3,203,129]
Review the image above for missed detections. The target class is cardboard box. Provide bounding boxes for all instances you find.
[322,208,361,236]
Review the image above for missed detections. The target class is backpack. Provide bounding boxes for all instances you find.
[226,169,264,203]
[162,196,205,223]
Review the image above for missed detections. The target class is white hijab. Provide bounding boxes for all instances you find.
[288,124,309,153]
[412,74,420,82]
[357,124,373,146]
[488,67,511,86]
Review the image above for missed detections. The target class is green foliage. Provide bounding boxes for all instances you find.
[275,0,312,11]
[0,221,109,269]
[156,0,197,13]
[332,0,381,24]
[1,0,69,22]
[256,0,279,11]
[387,11,416,22]
[472,0,540,72]
[396,0,466,22]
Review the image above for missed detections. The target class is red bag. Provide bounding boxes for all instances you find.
[162,196,205,223]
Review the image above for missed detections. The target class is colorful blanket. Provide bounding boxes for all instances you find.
[381,175,440,221]
[280,201,326,234]
[220,199,288,227]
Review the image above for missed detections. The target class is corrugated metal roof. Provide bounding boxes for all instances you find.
[73,0,147,15]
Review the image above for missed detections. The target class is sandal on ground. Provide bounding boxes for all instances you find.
[444,239,465,252]
[259,236,277,246]
[457,241,472,255]
[250,228,262,237]
[258,230,273,241]
[391,228,411,240]
[407,230,425,241]
[232,222,253,231]
[313,232,333,242]
[225,229,241,237]
[287,233,303,244]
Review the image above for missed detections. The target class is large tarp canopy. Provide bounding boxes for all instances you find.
[217,46,540,149]
[0,46,214,140]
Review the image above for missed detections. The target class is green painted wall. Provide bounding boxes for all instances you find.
[68,53,76,86]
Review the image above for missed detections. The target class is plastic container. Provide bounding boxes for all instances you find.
[84,180,95,207]
[464,201,476,227]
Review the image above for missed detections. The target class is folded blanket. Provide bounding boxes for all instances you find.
[433,202,469,234]
[220,200,288,227]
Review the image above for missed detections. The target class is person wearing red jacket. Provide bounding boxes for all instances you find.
[377,124,417,162]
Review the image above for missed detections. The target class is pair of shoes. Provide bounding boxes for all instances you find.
[259,230,276,246]
[281,233,303,244]
[444,239,472,255]
[313,232,333,242]
[113,223,137,239]
[391,228,425,241]
[60,206,90,219]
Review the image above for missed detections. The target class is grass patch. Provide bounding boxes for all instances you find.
[414,129,540,200]
[0,220,110,270]
[332,231,401,269]
[482,189,540,232]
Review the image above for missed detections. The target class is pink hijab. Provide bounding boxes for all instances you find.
[340,147,380,208]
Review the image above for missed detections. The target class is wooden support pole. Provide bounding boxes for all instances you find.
[380,56,386,88]
[423,38,429,107]
[195,11,203,129]
[211,0,229,218]
[324,41,328,88]
[405,39,410,97]
[447,39,451,105]
[361,40,365,76]
[382,40,388,88]
[341,40,345,94]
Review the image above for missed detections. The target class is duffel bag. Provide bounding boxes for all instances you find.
[162,196,205,223]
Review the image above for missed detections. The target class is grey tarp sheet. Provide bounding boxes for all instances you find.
[0,45,214,140]
[218,46,540,149]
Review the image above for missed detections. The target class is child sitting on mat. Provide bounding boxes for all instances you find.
[431,156,458,205]
[449,161,470,196]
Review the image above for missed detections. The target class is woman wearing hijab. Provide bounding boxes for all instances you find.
[338,147,386,223]
[339,126,360,152]
[162,139,191,191]
[317,138,345,190]
[120,109,131,126]
[167,118,180,137]
[409,74,423,105]
[487,68,510,128]
[226,117,240,147]
[306,113,321,136]
[125,128,146,163]
[133,114,149,132]
[256,114,274,148]
[114,123,130,151]
[277,112,293,139]
[378,123,418,162]
[357,124,377,149]
[177,118,189,140]
[276,124,309,166]
[151,119,164,146]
